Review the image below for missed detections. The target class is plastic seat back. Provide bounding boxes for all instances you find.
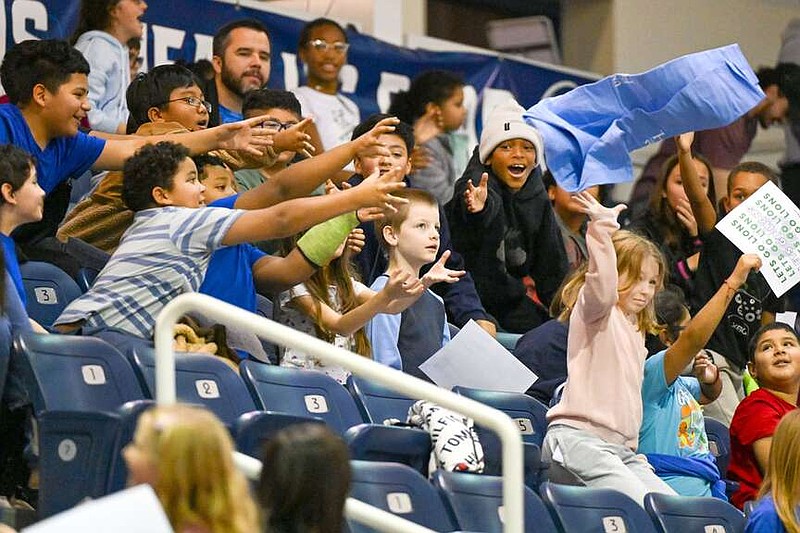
[432,470,558,533]
[19,261,82,326]
[105,399,157,495]
[346,375,416,424]
[233,410,326,458]
[704,417,732,477]
[540,482,658,533]
[644,492,745,533]
[14,333,144,414]
[344,424,432,476]
[348,460,457,532]
[453,386,548,447]
[240,361,363,433]
[75,267,100,293]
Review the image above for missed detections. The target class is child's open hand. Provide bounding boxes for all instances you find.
[355,166,408,213]
[421,250,466,288]
[692,351,719,384]
[464,173,489,213]
[272,117,315,158]
[727,253,761,290]
[382,269,425,310]
[354,116,400,159]
[674,197,698,237]
[572,190,625,222]
[675,131,695,154]
[215,114,276,156]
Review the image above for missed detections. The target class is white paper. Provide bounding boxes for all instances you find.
[419,320,538,392]
[776,311,798,329]
[716,181,800,297]
[23,485,173,533]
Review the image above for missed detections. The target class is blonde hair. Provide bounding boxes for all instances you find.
[135,405,259,533]
[558,229,665,334]
[758,410,800,533]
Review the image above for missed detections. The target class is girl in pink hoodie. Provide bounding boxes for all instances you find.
[543,191,676,506]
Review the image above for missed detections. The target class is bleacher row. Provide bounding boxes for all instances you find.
[11,260,748,532]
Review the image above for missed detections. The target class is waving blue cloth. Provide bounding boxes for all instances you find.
[646,452,728,501]
[524,44,765,191]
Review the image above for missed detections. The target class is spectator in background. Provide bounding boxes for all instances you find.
[71,0,148,133]
[389,70,467,205]
[293,18,360,155]
[543,170,599,272]
[127,37,142,80]
[207,19,272,125]
[259,424,350,533]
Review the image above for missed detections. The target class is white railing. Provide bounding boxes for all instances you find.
[154,293,524,533]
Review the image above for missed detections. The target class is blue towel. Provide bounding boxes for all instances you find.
[646,452,728,500]
[524,44,765,192]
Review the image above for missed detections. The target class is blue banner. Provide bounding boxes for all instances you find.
[0,0,596,141]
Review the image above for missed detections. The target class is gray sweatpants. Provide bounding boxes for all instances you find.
[542,425,675,506]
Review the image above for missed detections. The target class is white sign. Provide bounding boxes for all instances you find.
[419,320,538,393]
[716,181,800,297]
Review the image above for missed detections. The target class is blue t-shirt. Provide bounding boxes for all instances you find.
[199,194,266,313]
[218,104,243,125]
[0,104,106,193]
[746,496,793,532]
[1,233,25,306]
[640,350,711,497]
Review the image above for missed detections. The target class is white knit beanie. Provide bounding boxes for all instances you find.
[479,100,546,169]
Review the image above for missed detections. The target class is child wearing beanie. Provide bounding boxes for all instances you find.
[446,100,568,333]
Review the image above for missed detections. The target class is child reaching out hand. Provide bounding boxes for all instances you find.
[544,191,676,506]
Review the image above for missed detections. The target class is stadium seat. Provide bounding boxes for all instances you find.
[644,492,745,533]
[14,333,145,414]
[540,482,658,533]
[496,331,522,353]
[432,470,558,533]
[19,261,83,327]
[704,417,731,477]
[346,375,417,424]
[347,460,458,532]
[344,424,432,476]
[240,361,364,434]
[37,410,121,518]
[233,410,325,458]
[75,266,99,293]
[104,399,157,495]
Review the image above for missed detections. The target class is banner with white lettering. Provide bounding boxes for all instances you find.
[717,181,800,297]
[0,0,596,143]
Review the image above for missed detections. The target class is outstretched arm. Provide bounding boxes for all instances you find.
[663,253,761,384]
[233,117,399,210]
[676,132,717,235]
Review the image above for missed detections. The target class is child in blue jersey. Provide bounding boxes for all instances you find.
[639,254,761,498]
[368,188,465,380]
[53,141,406,339]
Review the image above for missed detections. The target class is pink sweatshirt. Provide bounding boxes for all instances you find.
[546,217,647,450]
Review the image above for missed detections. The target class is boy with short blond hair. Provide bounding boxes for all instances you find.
[369,188,460,379]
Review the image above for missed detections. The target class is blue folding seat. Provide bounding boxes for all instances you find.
[344,424,432,477]
[496,332,522,353]
[453,386,547,488]
[19,261,83,327]
[75,266,99,293]
[644,492,745,533]
[540,482,658,533]
[705,416,731,477]
[240,361,363,434]
[346,375,417,424]
[37,410,121,518]
[347,460,458,533]
[233,410,325,459]
[14,333,145,413]
[432,470,558,533]
[104,399,157,495]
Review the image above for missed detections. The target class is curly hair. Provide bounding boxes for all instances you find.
[122,142,190,211]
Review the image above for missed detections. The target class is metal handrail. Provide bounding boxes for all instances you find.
[154,292,524,533]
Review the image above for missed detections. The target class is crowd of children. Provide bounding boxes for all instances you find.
[0,6,799,532]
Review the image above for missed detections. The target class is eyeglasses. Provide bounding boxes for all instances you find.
[160,96,212,114]
[306,39,349,54]
[260,119,299,132]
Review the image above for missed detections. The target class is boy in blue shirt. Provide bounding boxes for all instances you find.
[368,188,463,379]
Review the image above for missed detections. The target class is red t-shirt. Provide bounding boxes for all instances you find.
[728,388,797,509]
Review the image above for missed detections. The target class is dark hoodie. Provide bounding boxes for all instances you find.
[446,148,568,333]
